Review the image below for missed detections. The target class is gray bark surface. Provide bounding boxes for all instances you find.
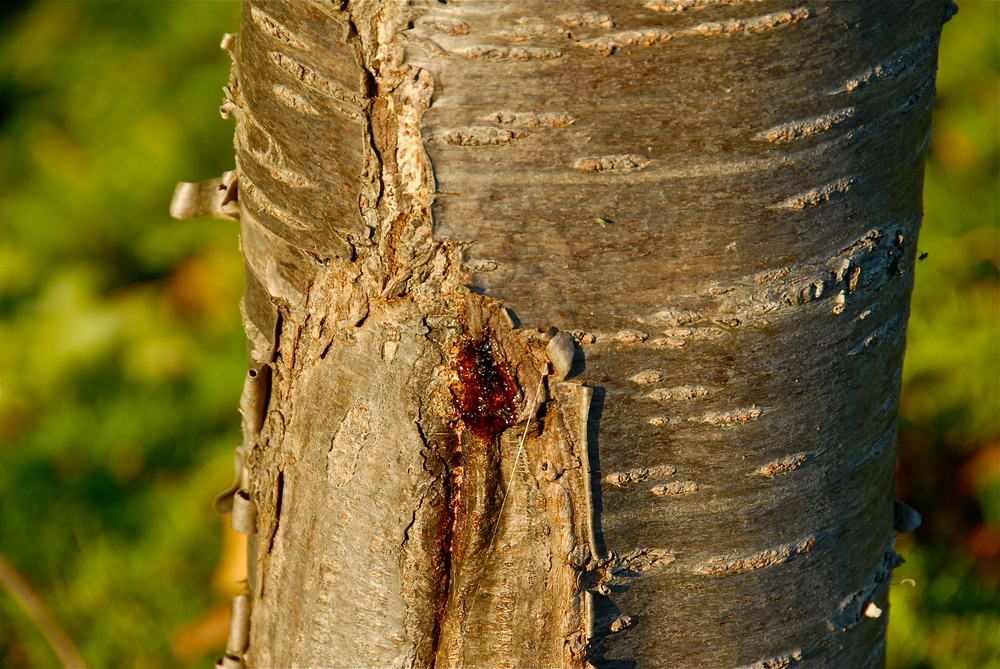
[217,1,953,666]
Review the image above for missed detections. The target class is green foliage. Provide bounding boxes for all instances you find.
[0,2,243,668]
[890,2,1000,667]
[0,2,995,668]
[889,541,1000,669]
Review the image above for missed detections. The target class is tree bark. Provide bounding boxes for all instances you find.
[210,1,953,666]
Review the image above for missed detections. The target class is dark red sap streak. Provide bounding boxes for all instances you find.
[454,329,519,443]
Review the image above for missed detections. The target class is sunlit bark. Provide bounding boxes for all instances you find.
[212,1,953,666]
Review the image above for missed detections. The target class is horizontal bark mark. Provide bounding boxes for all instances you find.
[649,308,704,327]
[857,425,896,467]
[617,329,649,343]
[605,465,677,486]
[268,52,363,112]
[758,454,808,477]
[494,23,569,41]
[691,7,810,37]
[240,179,310,230]
[557,12,614,28]
[576,154,651,173]
[579,7,809,56]
[698,536,816,574]
[709,222,913,323]
[272,85,320,115]
[650,480,699,496]
[579,29,672,56]
[733,649,804,669]
[650,385,710,401]
[645,0,764,12]
[699,406,762,425]
[437,127,528,146]
[838,34,937,94]
[754,107,856,142]
[770,177,854,209]
[417,17,469,36]
[850,313,905,354]
[899,69,937,113]
[606,547,677,577]
[482,111,576,127]
[631,370,665,384]
[460,45,563,60]
[267,167,311,188]
[251,6,308,49]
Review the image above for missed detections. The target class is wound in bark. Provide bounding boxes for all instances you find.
[454,328,519,443]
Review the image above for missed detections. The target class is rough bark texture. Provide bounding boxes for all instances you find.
[220,1,954,667]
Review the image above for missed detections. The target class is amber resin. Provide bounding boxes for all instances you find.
[453,329,519,443]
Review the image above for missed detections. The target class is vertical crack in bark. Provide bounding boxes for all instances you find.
[264,470,283,558]
[429,455,453,668]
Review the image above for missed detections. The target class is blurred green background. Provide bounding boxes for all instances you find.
[0,2,996,668]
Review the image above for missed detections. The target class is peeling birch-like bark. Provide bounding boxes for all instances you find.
[189,0,954,666]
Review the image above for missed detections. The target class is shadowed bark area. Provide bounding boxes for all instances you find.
[220,1,954,667]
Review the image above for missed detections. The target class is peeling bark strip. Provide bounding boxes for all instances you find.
[213,1,953,667]
[170,170,239,221]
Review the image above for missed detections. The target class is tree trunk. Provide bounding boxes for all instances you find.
[205,1,953,666]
